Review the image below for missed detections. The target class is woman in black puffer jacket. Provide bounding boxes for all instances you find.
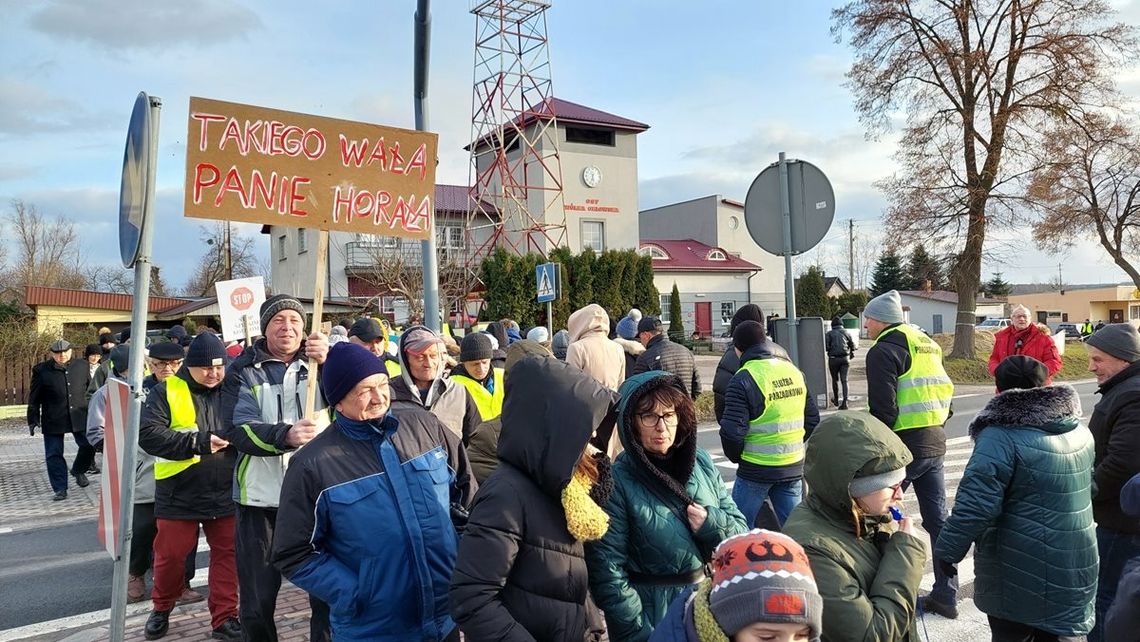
[449,354,617,641]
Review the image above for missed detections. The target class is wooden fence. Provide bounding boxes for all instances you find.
[0,358,38,406]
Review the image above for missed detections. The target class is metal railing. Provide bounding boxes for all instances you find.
[344,240,467,270]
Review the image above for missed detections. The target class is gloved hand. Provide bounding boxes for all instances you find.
[936,557,958,578]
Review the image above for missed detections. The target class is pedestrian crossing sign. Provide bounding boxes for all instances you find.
[536,262,558,303]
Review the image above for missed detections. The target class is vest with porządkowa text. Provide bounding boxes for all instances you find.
[738,358,808,467]
[451,368,504,422]
[153,376,200,480]
[873,324,954,431]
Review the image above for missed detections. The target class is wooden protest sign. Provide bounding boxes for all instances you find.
[183,97,438,238]
[184,97,439,418]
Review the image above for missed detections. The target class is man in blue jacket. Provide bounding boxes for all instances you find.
[272,342,475,641]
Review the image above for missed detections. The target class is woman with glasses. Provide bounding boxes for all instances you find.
[586,371,746,642]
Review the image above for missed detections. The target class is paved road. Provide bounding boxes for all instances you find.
[0,380,1103,640]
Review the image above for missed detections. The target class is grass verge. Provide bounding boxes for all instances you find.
[941,337,1090,385]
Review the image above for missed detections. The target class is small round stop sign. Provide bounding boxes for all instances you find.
[231,286,255,311]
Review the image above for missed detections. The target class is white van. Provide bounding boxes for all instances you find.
[976,318,1011,330]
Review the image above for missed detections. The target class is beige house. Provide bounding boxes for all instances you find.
[1009,283,1140,327]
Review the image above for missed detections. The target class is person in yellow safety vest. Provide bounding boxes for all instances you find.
[450,333,504,422]
[348,317,402,377]
[1082,319,1095,337]
[137,332,240,641]
[863,289,958,621]
[719,320,819,529]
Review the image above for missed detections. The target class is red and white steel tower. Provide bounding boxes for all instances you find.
[466,0,567,269]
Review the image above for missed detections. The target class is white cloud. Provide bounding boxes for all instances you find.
[0,77,118,136]
[25,0,262,51]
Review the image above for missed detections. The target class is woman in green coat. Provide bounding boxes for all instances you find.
[585,371,747,642]
[782,411,927,642]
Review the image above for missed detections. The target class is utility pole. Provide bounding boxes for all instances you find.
[848,219,855,290]
[223,221,233,281]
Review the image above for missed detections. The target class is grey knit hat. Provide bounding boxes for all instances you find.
[1086,323,1140,363]
[259,294,306,333]
[849,466,907,498]
[459,332,493,362]
[864,290,905,324]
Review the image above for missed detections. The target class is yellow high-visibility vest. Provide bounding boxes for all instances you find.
[451,368,504,421]
[738,358,807,467]
[873,324,953,431]
[153,376,200,480]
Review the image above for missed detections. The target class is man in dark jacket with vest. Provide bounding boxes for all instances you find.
[220,294,331,642]
[138,333,239,641]
[1084,323,1140,642]
[632,316,700,399]
[826,316,856,409]
[272,342,474,641]
[28,339,95,500]
[864,289,957,619]
[720,320,819,528]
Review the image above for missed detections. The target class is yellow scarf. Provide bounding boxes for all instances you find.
[692,579,730,642]
[561,470,609,542]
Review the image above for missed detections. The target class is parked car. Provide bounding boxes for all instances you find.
[1056,323,1083,340]
[976,318,1011,330]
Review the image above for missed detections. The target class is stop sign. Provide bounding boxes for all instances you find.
[230,286,255,311]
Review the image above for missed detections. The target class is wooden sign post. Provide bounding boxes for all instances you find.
[183,97,438,418]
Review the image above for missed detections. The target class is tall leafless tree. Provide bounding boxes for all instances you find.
[343,238,472,324]
[833,0,1135,358]
[3,200,87,291]
[1029,113,1140,287]
[182,223,260,297]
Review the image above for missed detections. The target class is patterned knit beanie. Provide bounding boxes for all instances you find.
[708,529,822,640]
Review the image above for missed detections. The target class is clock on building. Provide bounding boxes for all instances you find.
[582,165,602,188]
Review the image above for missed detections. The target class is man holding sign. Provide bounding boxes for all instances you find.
[220,294,330,642]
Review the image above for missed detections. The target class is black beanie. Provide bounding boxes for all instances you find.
[733,320,767,353]
[729,304,764,335]
[460,332,493,362]
[259,294,306,333]
[995,355,1048,392]
[185,333,227,367]
[322,342,386,409]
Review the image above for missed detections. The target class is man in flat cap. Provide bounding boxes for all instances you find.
[1085,323,1140,641]
[389,325,481,445]
[220,293,331,642]
[28,339,95,501]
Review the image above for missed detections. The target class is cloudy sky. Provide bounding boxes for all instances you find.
[3,0,1140,294]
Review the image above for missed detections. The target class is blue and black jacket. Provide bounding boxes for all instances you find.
[272,406,476,642]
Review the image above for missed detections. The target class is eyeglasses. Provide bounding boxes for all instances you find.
[151,359,183,370]
[637,411,678,427]
[887,481,904,495]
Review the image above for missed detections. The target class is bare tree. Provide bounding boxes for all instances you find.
[3,199,87,290]
[1029,113,1140,287]
[182,223,260,297]
[833,0,1135,358]
[342,237,472,324]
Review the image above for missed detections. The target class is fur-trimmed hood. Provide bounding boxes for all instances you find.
[613,336,644,357]
[968,384,1082,439]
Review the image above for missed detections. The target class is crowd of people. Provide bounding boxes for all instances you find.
[22,288,1140,641]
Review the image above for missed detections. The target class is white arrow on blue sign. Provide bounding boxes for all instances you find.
[536,262,557,303]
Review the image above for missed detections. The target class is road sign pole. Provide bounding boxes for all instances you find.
[110,94,161,642]
[779,152,800,366]
[414,0,440,333]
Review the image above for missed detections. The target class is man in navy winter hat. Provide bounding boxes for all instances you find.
[271,342,475,641]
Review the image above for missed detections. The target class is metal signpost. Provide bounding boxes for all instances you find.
[414,0,440,332]
[111,91,162,642]
[536,262,559,336]
[743,153,835,366]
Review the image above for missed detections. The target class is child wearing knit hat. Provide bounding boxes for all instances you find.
[650,529,822,642]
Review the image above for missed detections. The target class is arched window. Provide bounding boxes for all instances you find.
[707,249,727,261]
[639,245,669,260]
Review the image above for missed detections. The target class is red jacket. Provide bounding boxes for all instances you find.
[988,324,1063,384]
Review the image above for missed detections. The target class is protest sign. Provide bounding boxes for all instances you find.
[215,276,267,342]
[183,96,438,240]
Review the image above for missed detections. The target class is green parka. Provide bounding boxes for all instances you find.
[782,412,926,642]
[585,371,747,642]
[934,384,1096,636]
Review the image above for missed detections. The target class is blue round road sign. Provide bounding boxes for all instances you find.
[119,92,152,268]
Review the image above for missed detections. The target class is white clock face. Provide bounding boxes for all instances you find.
[582,166,602,188]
